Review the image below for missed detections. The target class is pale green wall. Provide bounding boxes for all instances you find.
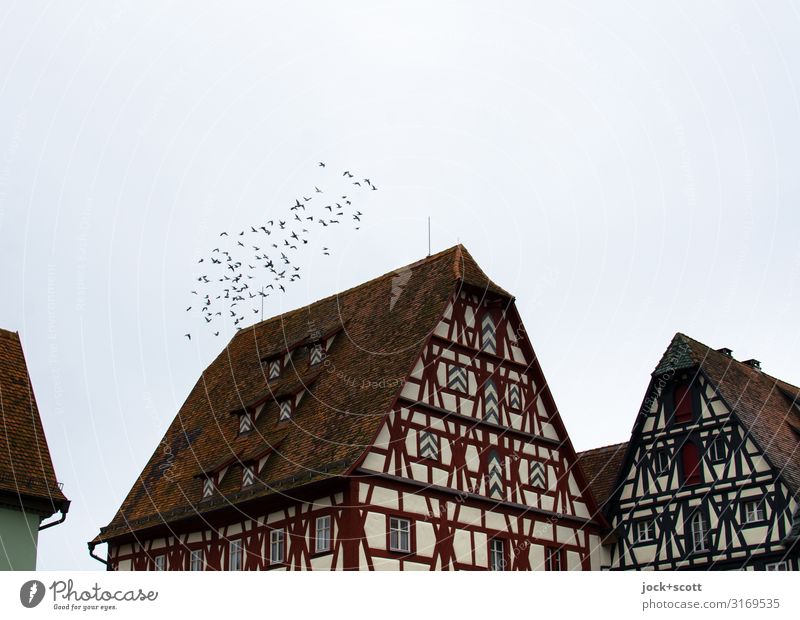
[0,506,41,570]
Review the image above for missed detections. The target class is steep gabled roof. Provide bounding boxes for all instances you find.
[96,245,508,542]
[0,329,68,514]
[576,442,628,510]
[669,333,800,496]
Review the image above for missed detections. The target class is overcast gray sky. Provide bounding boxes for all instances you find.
[1,1,799,569]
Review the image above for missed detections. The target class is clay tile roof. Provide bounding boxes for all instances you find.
[96,245,507,542]
[664,333,800,495]
[0,329,68,514]
[576,442,628,510]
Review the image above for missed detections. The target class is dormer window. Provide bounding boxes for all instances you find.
[310,343,325,366]
[279,398,293,421]
[238,410,253,435]
[673,382,693,423]
[202,476,215,499]
[267,357,282,380]
[242,463,255,488]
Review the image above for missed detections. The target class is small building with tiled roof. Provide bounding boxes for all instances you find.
[592,332,800,571]
[92,245,606,571]
[0,328,69,570]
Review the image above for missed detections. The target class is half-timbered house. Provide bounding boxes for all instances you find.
[579,333,800,571]
[91,245,605,570]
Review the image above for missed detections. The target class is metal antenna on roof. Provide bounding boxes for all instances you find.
[427,217,431,257]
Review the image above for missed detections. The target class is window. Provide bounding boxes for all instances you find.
[189,549,204,571]
[242,463,255,488]
[447,365,468,393]
[489,538,506,571]
[481,313,497,354]
[315,516,331,554]
[766,561,789,571]
[681,442,702,486]
[310,343,325,366]
[690,512,709,553]
[529,461,546,488]
[389,517,411,553]
[267,357,282,380]
[744,500,766,524]
[484,379,499,424]
[202,477,214,499]
[153,555,165,571]
[279,398,293,421]
[270,529,285,564]
[239,411,253,435]
[673,383,693,423]
[709,437,726,463]
[487,450,504,498]
[545,547,562,571]
[655,450,670,476]
[508,383,522,410]
[229,540,243,571]
[635,521,655,543]
[418,431,439,460]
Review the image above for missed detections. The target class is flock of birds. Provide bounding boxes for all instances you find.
[184,163,377,340]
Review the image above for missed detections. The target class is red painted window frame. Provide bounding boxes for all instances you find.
[681,441,702,486]
[544,546,564,571]
[673,383,693,423]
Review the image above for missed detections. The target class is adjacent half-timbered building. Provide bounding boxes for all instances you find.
[579,333,800,571]
[92,245,605,570]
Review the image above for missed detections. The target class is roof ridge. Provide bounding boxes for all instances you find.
[576,441,628,456]
[235,245,462,338]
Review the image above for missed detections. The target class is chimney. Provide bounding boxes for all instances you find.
[743,359,762,370]
[717,347,733,357]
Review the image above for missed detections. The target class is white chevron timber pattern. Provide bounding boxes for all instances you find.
[310,343,325,366]
[268,359,281,380]
[484,379,499,424]
[529,462,546,488]
[481,313,496,354]
[447,365,467,392]
[279,399,293,421]
[419,431,439,460]
[508,383,521,410]
[488,451,504,498]
[242,465,255,488]
[239,412,253,434]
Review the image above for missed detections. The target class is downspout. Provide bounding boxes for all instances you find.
[87,541,109,568]
[39,500,70,531]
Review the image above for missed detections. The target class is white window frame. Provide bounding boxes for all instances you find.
[709,437,726,462]
[766,561,789,571]
[635,520,655,543]
[153,555,165,571]
[489,538,506,571]
[744,499,766,524]
[229,539,244,571]
[189,549,204,571]
[315,515,331,554]
[545,547,562,571]
[389,517,411,553]
[691,513,709,553]
[270,529,285,564]
[655,450,670,475]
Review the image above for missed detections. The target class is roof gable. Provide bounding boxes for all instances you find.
[97,245,507,540]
